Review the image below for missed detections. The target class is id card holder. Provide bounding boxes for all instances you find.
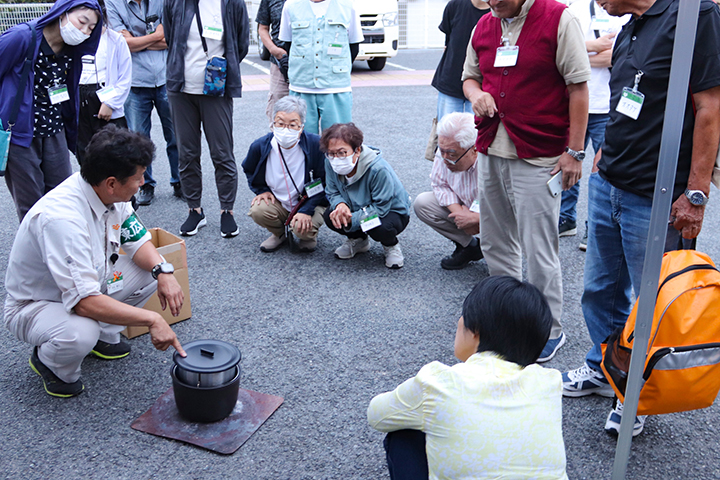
[305,178,324,197]
[203,25,223,41]
[590,17,611,31]
[146,22,156,35]
[469,200,480,213]
[96,85,118,103]
[494,46,519,68]
[327,43,343,56]
[360,207,381,232]
[106,271,124,295]
[616,87,645,120]
[49,84,70,105]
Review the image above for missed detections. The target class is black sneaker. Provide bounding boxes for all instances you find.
[180,208,207,236]
[171,182,184,199]
[558,218,577,237]
[136,184,155,206]
[29,347,85,398]
[220,210,239,238]
[441,239,484,270]
[90,339,131,360]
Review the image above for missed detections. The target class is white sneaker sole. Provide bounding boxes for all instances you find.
[180,218,207,236]
[559,228,577,237]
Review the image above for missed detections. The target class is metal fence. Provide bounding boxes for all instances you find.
[1,1,448,49]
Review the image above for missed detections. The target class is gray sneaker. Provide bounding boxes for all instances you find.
[334,237,370,259]
[383,243,404,269]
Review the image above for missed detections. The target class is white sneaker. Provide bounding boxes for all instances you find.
[383,243,404,269]
[562,363,615,398]
[334,237,370,259]
[604,400,647,437]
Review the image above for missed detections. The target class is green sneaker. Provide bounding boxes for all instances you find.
[90,339,131,360]
[29,347,84,398]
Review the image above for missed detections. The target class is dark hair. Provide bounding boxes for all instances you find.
[319,122,364,152]
[81,125,154,185]
[462,276,552,367]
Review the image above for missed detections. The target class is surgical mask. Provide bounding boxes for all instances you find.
[273,127,300,149]
[328,153,356,175]
[60,13,90,46]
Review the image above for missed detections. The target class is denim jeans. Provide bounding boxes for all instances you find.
[581,173,689,371]
[559,114,610,224]
[436,91,473,121]
[125,85,180,187]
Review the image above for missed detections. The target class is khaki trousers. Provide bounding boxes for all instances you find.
[4,255,157,383]
[478,153,563,339]
[249,200,325,240]
[413,192,476,247]
[265,62,290,122]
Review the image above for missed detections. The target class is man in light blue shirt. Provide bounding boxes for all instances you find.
[106,0,181,205]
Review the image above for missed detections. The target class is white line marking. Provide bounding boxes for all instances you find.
[242,59,271,75]
[386,62,415,72]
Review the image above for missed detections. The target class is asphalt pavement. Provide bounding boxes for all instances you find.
[1,49,719,479]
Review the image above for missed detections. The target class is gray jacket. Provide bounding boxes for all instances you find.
[163,0,249,97]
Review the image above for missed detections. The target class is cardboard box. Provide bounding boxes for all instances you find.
[122,228,192,339]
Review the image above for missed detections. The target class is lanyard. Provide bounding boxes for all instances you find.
[128,0,150,25]
[278,146,302,208]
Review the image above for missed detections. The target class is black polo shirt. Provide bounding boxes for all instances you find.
[598,0,720,200]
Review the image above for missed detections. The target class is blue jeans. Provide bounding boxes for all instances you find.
[125,85,180,187]
[559,113,609,224]
[582,173,690,371]
[436,91,472,121]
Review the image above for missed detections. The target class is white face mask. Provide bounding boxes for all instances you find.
[60,13,91,46]
[273,127,300,149]
[328,153,356,175]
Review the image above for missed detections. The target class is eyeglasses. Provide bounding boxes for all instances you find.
[326,149,354,159]
[440,145,474,165]
[273,121,303,131]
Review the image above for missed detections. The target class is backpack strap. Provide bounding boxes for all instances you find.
[7,24,37,130]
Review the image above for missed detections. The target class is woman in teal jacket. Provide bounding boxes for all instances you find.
[322,122,411,269]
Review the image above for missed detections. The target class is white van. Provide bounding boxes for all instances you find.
[353,0,399,71]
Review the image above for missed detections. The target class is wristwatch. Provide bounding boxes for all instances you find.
[565,147,586,162]
[151,262,174,280]
[685,189,709,206]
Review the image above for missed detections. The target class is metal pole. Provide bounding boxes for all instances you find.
[610,0,701,477]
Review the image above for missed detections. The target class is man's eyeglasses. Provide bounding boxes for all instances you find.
[273,121,303,131]
[440,145,474,165]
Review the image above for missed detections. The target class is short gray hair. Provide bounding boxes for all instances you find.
[437,112,476,149]
[272,96,307,124]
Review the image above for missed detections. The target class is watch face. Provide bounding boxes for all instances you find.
[690,192,705,205]
[577,152,585,161]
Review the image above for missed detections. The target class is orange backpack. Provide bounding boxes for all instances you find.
[601,249,720,416]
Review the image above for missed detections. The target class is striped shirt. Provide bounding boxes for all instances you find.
[430,150,478,208]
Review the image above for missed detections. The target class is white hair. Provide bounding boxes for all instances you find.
[273,96,307,124]
[437,112,476,149]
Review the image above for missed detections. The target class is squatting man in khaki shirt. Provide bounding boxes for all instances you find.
[4,125,186,398]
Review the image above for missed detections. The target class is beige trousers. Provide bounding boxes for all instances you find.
[477,153,563,339]
[413,191,477,247]
[249,200,326,240]
[265,62,290,122]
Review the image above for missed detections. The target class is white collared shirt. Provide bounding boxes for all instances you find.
[4,173,151,313]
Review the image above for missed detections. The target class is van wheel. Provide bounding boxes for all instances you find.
[367,57,386,71]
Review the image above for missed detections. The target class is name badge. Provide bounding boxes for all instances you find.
[146,22,156,35]
[616,87,645,120]
[469,200,480,213]
[494,46,519,68]
[305,178,324,197]
[49,84,70,105]
[327,43,343,56]
[590,17,611,31]
[360,212,381,232]
[106,271,124,295]
[96,85,118,103]
[203,25,223,41]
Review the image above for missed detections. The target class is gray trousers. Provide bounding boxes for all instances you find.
[167,91,238,210]
[478,154,564,339]
[413,191,477,248]
[4,132,72,221]
[265,62,290,122]
[4,255,156,383]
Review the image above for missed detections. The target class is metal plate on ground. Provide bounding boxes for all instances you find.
[131,387,284,454]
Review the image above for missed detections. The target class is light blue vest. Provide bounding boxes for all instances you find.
[287,0,353,90]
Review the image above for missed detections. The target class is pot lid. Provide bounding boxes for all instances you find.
[173,339,241,373]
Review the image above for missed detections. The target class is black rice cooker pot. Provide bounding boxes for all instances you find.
[172,339,242,423]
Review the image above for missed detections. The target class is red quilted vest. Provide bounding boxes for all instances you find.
[471,0,569,158]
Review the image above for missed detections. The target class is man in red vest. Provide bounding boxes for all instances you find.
[462,0,590,362]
